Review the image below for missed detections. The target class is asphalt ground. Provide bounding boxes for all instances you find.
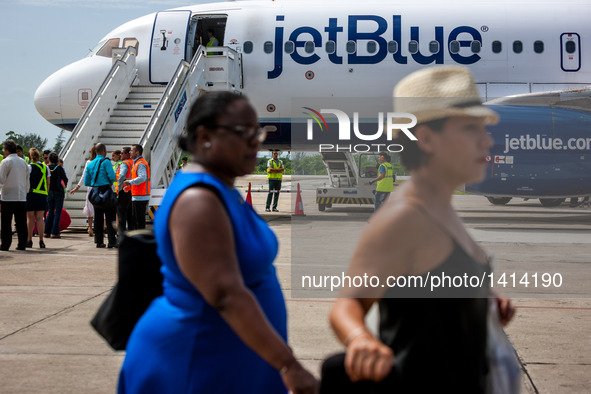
[0,174,589,393]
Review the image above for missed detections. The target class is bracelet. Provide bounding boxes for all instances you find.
[279,365,289,375]
[345,327,370,346]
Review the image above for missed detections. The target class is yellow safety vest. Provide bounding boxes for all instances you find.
[376,162,394,193]
[113,160,122,193]
[267,159,283,180]
[31,162,49,195]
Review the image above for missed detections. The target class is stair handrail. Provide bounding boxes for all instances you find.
[60,46,138,187]
[141,46,243,190]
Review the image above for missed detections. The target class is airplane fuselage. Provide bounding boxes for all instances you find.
[34,0,591,200]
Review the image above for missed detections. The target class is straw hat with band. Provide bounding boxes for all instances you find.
[393,66,499,126]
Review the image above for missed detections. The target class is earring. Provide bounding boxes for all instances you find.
[204,142,211,149]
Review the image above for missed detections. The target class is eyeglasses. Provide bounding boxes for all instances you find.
[216,124,267,143]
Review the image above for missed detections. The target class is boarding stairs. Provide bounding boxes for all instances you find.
[61,45,243,227]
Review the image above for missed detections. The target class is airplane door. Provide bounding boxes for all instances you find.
[150,10,191,84]
[561,33,580,72]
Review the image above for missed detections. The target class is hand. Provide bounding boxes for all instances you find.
[68,185,80,195]
[496,297,515,326]
[344,333,394,382]
[281,362,318,394]
[369,180,375,185]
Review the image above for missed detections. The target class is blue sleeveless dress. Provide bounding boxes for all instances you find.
[118,172,287,394]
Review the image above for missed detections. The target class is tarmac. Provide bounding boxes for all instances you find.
[0,174,589,393]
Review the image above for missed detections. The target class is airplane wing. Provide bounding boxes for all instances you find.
[486,86,591,112]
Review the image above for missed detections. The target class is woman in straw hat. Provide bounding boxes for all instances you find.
[321,66,515,393]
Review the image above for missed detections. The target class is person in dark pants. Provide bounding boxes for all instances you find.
[116,146,133,232]
[45,152,68,239]
[85,143,117,248]
[0,140,29,251]
[265,150,284,212]
[123,144,150,230]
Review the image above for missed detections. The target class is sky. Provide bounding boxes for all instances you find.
[0,0,226,150]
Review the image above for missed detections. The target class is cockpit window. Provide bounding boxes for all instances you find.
[96,38,121,58]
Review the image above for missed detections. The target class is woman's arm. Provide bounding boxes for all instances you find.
[170,187,316,394]
[329,205,422,382]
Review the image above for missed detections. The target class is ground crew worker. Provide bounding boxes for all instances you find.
[111,150,122,193]
[16,145,30,164]
[370,153,395,211]
[178,156,188,170]
[265,150,284,212]
[26,148,49,249]
[123,144,150,229]
[116,147,133,231]
[206,29,219,55]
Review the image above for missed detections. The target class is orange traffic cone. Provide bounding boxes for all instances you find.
[246,182,253,206]
[293,183,305,216]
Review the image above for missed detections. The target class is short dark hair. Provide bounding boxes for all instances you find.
[397,118,447,171]
[180,91,248,153]
[49,152,59,164]
[3,140,17,154]
[95,143,106,156]
[16,145,23,152]
[112,150,121,156]
[132,144,143,156]
[122,146,131,154]
[181,156,188,161]
[43,150,51,155]
[380,153,390,162]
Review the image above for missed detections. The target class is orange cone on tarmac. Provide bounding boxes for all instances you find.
[293,183,305,216]
[246,182,253,206]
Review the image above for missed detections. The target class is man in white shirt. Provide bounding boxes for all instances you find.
[0,140,30,251]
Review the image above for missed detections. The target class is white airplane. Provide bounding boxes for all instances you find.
[34,0,591,207]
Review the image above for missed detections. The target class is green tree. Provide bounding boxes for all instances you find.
[5,131,48,153]
[53,130,66,154]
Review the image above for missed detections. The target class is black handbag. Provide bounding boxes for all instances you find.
[90,230,163,350]
[88,158,118,210]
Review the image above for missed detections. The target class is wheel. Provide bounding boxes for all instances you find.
[318,203,326,212]
[539,198,565,207]
[486,197,512,205]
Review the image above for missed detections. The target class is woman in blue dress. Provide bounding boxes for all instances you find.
[119,92,317,394]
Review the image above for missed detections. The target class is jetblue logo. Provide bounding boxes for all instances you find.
[304,108,417,152]
[269,15,483,79]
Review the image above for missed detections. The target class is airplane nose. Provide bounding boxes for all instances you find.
[34,71,63,128]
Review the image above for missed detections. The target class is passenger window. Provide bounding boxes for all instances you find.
[492,41,502,53]
[243,41,253,54]
[304,41,315,54]
[565,41,576,54]
[471,40,481,53]
[284,41,295,54]
[449,40,460,54]
[408,40,418,54]
[122,37,139,55]
[513,40,523,53]
[429,40,439,54]
[96,38,121,58]
[325,40,336,54]
[346,41,356,54]
[534,40,544,54]
[367,41,377,54]
[387,41,398,54]
[264,41,273,54]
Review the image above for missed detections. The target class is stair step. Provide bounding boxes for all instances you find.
[117,103,158,110]
[104,123,146,131]
[112,109,155,117]
[100,137,144,145]
[130,85,167,93]
[127,92,164,100]
[101,130,144,138]
[108,115,152,124]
